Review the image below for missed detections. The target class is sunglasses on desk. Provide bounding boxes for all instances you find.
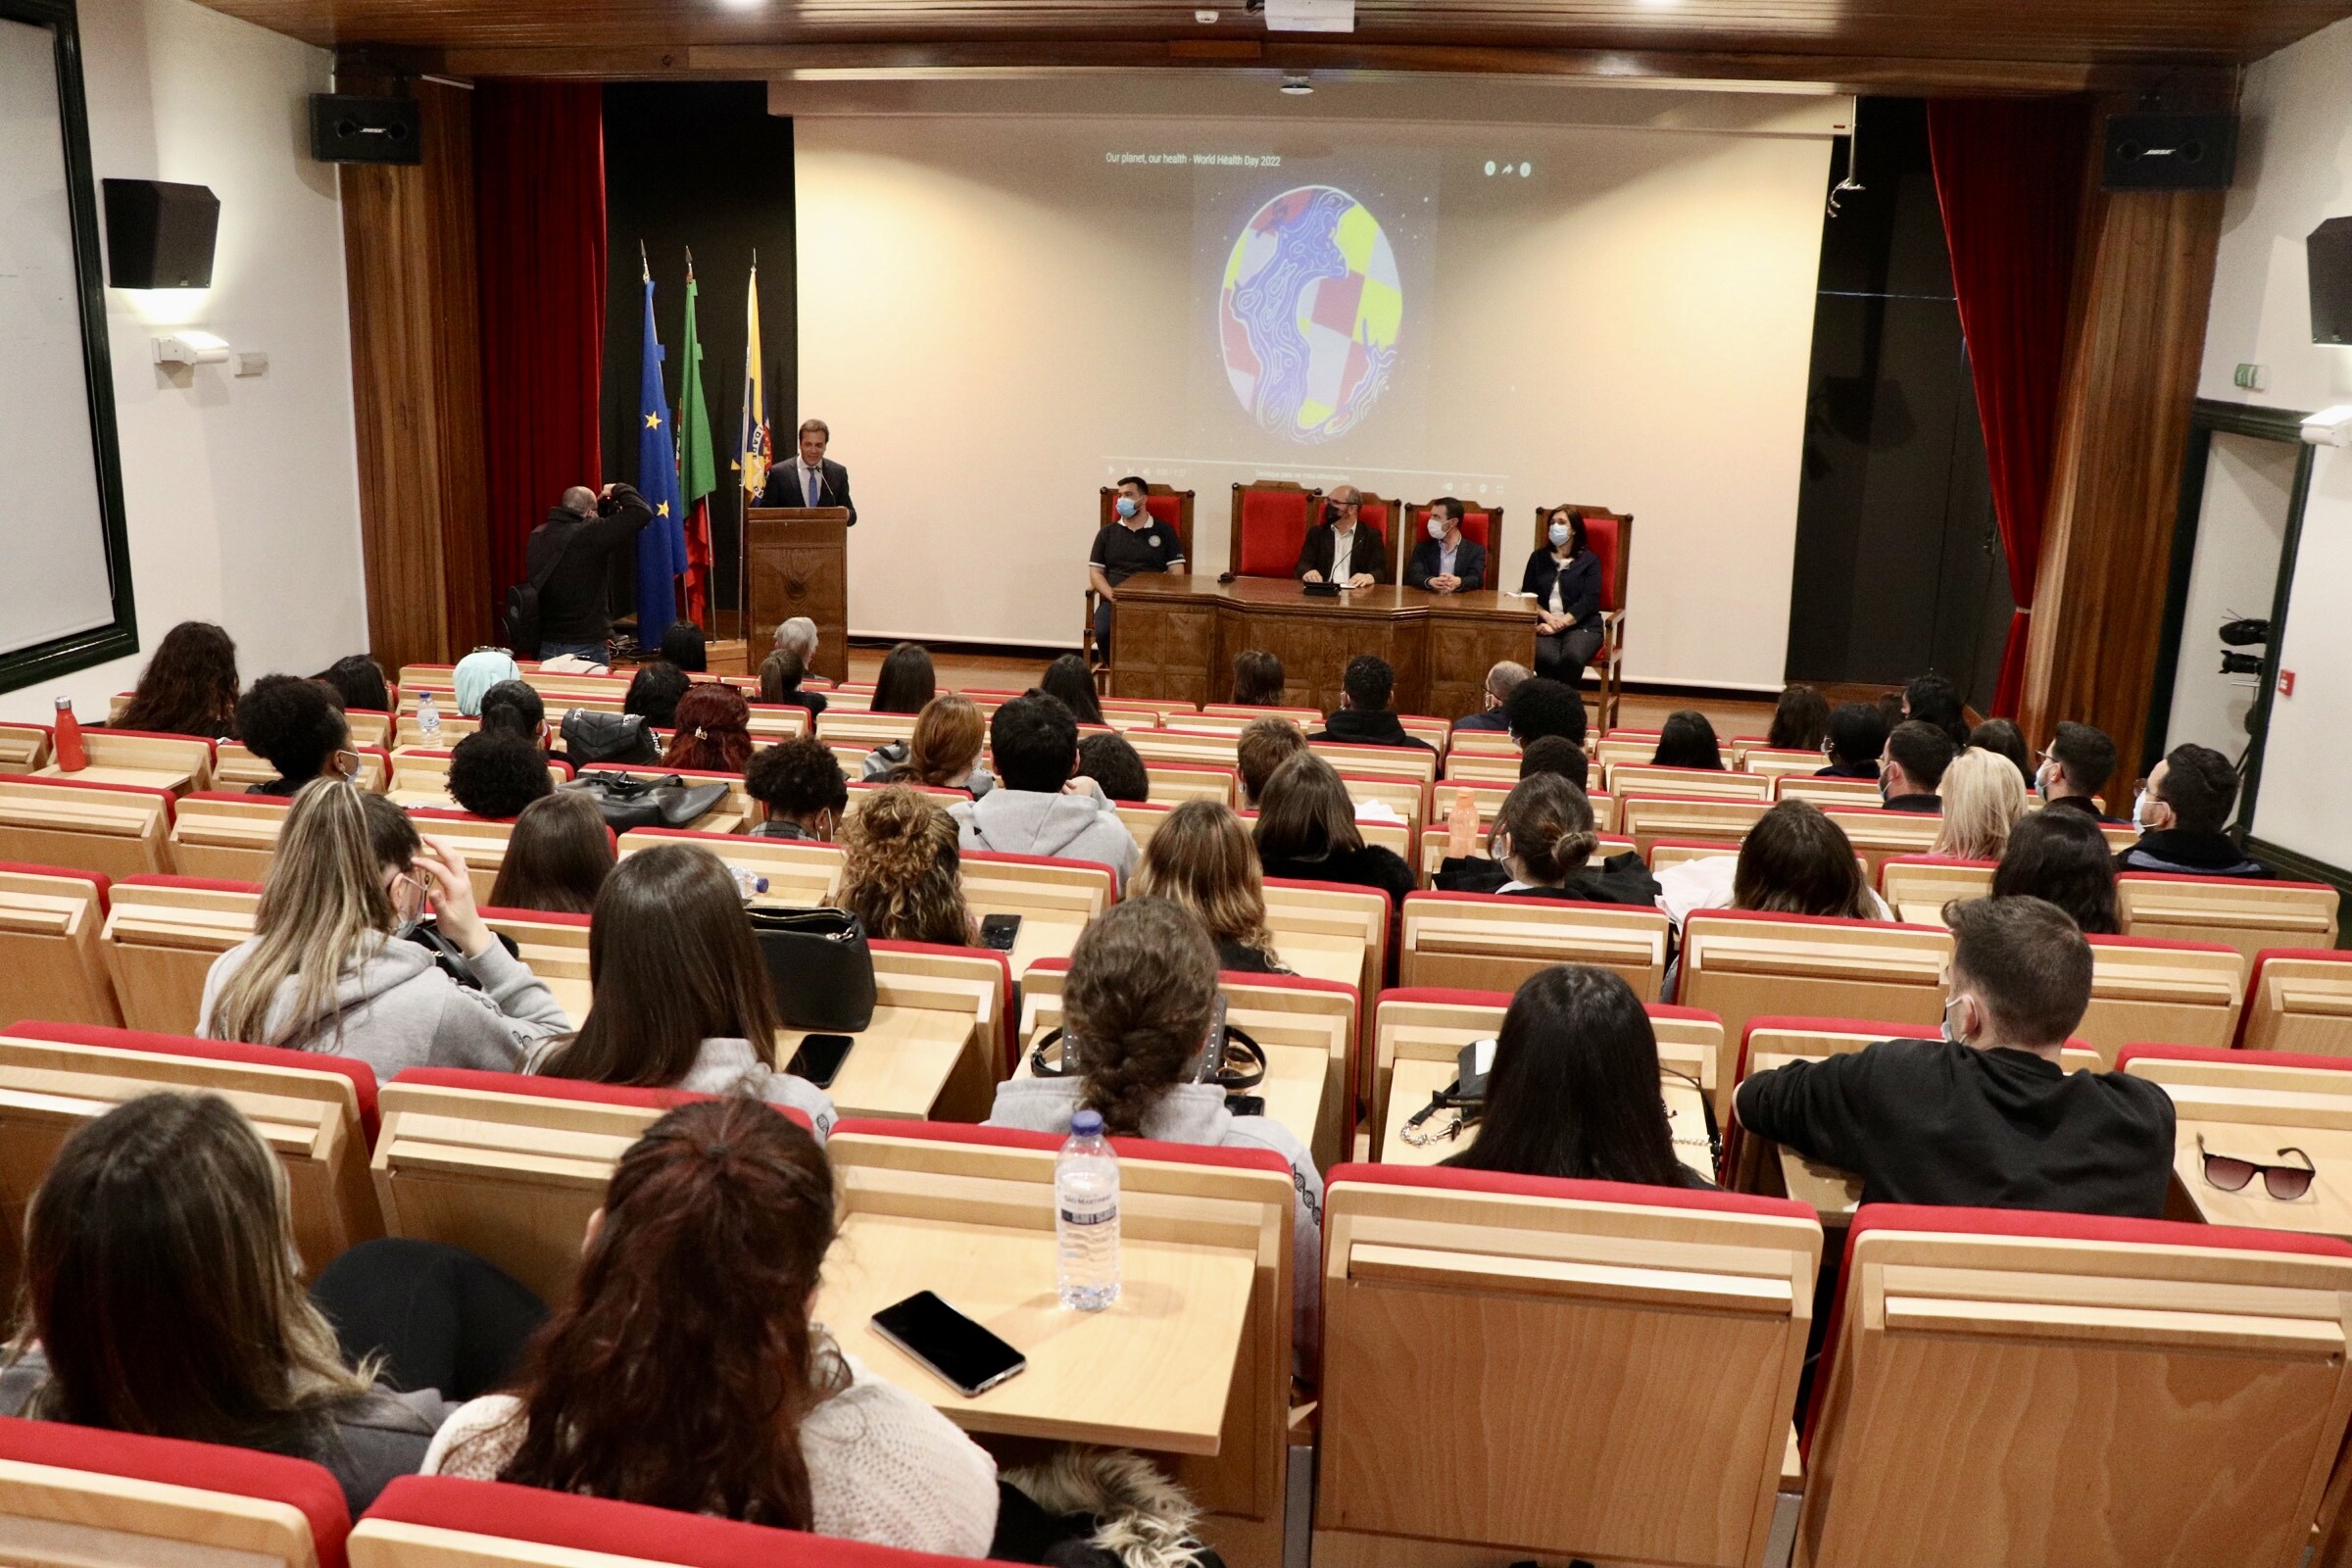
[2197,1134,2317,1200]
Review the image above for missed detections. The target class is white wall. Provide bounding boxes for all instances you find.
[0,0,366,721]
[2197,14,2352,866]
[2164,432,2293,756]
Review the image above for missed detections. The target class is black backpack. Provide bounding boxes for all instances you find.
[504,520,583,657]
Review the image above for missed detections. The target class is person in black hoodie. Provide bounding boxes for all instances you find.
[1434,772,1659,904]
[1310,655,1435,754]
[522,482,656,662]
[1252,752,1416,906]
[2118,744,2271,879]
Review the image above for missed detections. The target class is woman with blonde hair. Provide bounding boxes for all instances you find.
[199,780,568,1078]
[1134,800,1290,973]
[839,785,974,947]
[0,1094,455,1511]
[864,692,995,797]
[1935,747,2029,860]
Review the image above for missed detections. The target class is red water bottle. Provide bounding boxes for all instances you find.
[52,696,86,772]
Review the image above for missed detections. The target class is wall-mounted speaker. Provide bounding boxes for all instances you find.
[2313,216,2352,347]
[100,179,220,289]
[2102,113,2238,190]
[309,94,423,165]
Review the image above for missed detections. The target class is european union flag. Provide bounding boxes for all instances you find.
[634,272,685,646]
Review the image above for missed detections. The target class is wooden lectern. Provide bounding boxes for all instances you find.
[744,508,851,683]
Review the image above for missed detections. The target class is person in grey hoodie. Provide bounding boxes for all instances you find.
[950,693,1138,891]
[524,842,836,1139]
[986,898,1320,1361]
[200,782,567,1079]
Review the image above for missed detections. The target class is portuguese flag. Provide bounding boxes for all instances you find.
[674,255,717,625]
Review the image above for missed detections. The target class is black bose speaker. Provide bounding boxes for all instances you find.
[309,94,422,165]
[100,179,220,289]
[2102,113,2238,190]
[2313,216,2352,347]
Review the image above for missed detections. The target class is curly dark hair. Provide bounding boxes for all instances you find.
[1077,732,1150,804]
[745,738,849,822]
[121,621,240,738]
[447,731,554,819]
[623,662,690,728]
[234,675,348,786]
[477,679,547,742]
[486,1099,840,1526]
[660,684,754,774]
[1062,898,1219,1136]
[839,785,970,947]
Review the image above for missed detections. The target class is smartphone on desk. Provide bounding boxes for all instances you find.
[786,1033,855,1088]
[979,911,1023,952]
[871,1291,1027,1396]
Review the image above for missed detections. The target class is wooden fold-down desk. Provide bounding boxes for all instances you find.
[1110,576,1538,716]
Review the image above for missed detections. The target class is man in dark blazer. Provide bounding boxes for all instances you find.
[760,417,856,524]
[1294,485,1386,588]
[1404,496,1488,594]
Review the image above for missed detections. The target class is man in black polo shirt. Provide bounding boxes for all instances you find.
[1736,896,2174,1216]
[1878,719,1955,812]
[1087,474,1186,666]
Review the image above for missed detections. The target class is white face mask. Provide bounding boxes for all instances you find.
[2132,788,2155,832]
[1941,994,1973,1047]
[2034,758,2055,802]
[1428,517,1448,540]
[1548,521,1571,549]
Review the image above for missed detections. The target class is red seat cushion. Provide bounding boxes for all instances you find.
[829,1118,1293,1180]
[1458,511,1494,552]
[0,861,110,911]
[1143,494,1186,553]
[1325,1160,1810,1222]
[0,1416,351,1568]
[2117,1041,2352,1076]
[390,1067,817,1133]
[363,1475,982,1566]
[1,1022,382,1145]
[1583,514,1626,612]
[116,873,264,898]
[1235,489,1312,578]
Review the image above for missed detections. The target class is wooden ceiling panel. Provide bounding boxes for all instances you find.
[194,0,2352,90]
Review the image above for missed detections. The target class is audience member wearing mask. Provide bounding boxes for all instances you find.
[2118,744,2272,879]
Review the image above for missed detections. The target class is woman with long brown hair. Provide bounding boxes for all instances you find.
[117,620,240,737]
[424,1099,998,1553]
[838,785,973,948]
[659,683,755,773]
[0,1094,451,1511]
[530,844,835,1133]
[864,692,995,796]
[1250,752,1414,906]
[1133,800,1289,973]
[487,792,614,914]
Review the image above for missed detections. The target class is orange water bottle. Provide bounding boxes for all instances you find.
[52,696,87,772]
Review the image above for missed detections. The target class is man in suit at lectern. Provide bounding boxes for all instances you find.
[761,417,856,524]
[1296,485,1385,589]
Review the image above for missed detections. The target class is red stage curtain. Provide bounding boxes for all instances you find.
[475,82,608,608]
[1927,98,2091,717]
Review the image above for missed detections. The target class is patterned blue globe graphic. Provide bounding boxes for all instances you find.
[1218,185,1402,445]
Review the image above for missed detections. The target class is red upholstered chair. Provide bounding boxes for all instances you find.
[352,1475,977,1566]
[1396,501,1504,587]
[0,1415,353,1568]
[1541,503,1635,729]
[1316,1163,1819,1567]
[1227,478,1324,579]
[1799,1204,2352,1568]
[1084,482,1197,678]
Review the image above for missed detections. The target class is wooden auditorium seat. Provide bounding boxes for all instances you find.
[393,711,479,749]
[0,862,120,1026]
[1334,771,1425,836]
[0,723,52,774]
[1308,740,1436,789]
[0,775,174,879]
[2120,1042,2352,1234]
[815,709,918,755]
[369,1068,804,1303]
[1819,806,1938,879]
[1146,762,1243,808]
[36,730,215,795]
[822,1119,1297,1567]
[340,709,394,750]
[1877,855,1997,925]
[1111,797,1172,848]
[1736,745,1830,783]
[2074,934,2246,1066]
[99,874,262,1034]
[1019,960,1354,1169]
[741,701,812,744]
[1678,911,1951,1075]
[1316,1164,1816,1568]
[1399,890,1671,1001]
[1262,878,1390,1053]
[0,1021,381,1271]
[574,761,751,832]
[214,741,390,794]
[168,791,292,882]
[0,1417,354,1568]
[1592,729,1661,768]
[958,850,1115,980]
[387,751,571,811]
[777,940,1010,1123]
[843,778,969,831]
[1603,763,1772,803]
[2117,872,2340,962]
[1128,726,1242,772]
[1438,748,1523,784]
[616,825,846,908]
[1794,1204,2352,1568]
[479,906,592,1022]
[2242,949,2352,1055]
[1772,773,1886,808]
[1616,795,1770,858]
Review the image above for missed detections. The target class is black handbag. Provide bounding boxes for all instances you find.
[1400,1037,1494,1149]
[563,770,729,831]
[750,906,877,1032]
[560,710,660,766]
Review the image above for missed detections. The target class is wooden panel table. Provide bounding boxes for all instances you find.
[1112,576,1537,716]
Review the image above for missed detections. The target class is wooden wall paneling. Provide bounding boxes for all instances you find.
[2019,176,2228,808]
[339,77,491,675]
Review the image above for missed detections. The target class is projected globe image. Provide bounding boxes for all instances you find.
[1219,185,1402,445]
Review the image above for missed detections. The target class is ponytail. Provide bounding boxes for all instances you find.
[1492,774,1599,887]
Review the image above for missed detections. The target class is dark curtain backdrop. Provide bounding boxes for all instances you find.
[475,81,609,609]
[600,83,797,632]
[1927,98,2093,717]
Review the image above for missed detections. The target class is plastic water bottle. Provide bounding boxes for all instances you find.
[1055,1109,1121,1311]
[729,865,769,903]
[416,692,442,743]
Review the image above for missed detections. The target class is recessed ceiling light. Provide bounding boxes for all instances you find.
[1279,74,1313,95]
